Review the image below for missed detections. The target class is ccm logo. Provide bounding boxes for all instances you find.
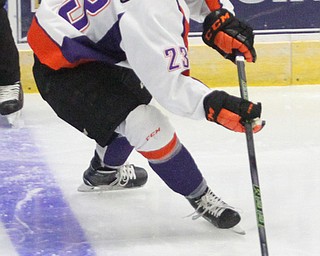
[146,127,160,141]
[204,12,230,41]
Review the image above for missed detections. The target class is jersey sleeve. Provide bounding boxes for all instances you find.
[119,0,211,120]
[184,0,234,22]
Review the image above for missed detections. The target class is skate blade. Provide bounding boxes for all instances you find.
[77,183,143,192]
[230,225,246,235]
[2,110,24,128]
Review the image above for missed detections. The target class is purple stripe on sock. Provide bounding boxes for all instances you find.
[0,127,95,255]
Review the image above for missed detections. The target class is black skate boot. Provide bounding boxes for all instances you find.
[78,152,148,192]
[187,188,241,229]
[0,82,24,116]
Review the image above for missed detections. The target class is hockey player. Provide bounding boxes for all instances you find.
[0,0,24,121]
[28,0,263,230]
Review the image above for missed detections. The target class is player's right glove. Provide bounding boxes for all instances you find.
[202,8,256,63]
[204,90,264,133]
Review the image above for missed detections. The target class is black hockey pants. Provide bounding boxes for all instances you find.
[33,56,152,147]
[0,5,20,85]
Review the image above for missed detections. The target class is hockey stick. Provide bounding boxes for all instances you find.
[235,56,269,256]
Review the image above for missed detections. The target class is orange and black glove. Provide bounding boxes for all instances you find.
[202,8,256,63]
[204,90,264,133]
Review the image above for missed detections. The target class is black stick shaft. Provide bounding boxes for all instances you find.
[236,56,269,256]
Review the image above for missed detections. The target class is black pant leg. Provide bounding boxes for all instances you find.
[33,56,152,147]
[0,7,20,85]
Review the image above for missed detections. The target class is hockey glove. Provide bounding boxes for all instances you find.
[204,90,264,133]
[202,9,256,63]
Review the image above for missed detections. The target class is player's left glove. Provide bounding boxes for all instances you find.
[202,8,256,63]
[204,90,264,133]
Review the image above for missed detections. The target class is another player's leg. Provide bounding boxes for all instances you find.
[78,135,148,192]
[118,104,241,229]
[0,6,24,121]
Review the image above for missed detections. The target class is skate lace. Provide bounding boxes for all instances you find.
[0,84,20,103]
[189,189,232,220]
[110,164,136,187]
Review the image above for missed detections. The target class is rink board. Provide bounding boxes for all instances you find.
[13,0,320,92]
[20,40,320,93]
[189,40,320,87]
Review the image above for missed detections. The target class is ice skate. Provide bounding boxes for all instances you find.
[0,83,24,127]
[187,188,241,230]
[78,152,148,192]
[0,83,24,115]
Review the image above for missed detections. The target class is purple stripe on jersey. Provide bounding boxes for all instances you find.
[61,34,126,65]
[0,126,95,256]
[96,18,126,61]
[61,15,126,65]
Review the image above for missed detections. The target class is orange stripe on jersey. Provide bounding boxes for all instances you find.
[28,17,76,70]
[176,2,190,76]
[178,5,190,49]
[182,70,190,76]
[139,133,179,160]
[205,0,222,11]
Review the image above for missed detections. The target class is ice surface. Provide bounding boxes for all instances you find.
[1,85,320,255]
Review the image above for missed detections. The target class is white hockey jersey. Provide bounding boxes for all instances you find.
[28,0,234,120]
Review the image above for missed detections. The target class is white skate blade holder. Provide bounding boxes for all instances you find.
[77,183,144,192]
[0,110,24,128]
[7,110,24,127]
[231,225,246,235]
